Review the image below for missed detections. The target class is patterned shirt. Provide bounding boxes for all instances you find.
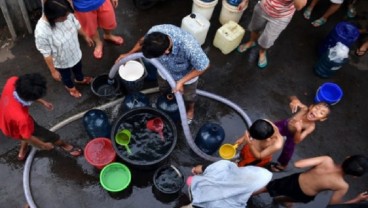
[261,0,296,18]
[35,13,82,69]
[147,24,210,83]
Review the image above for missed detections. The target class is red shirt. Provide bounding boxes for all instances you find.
[0,77,34,139]
[261,0,296,18]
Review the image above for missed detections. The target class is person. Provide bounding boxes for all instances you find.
[71,0,123,59]
[115,24,210,124]
[269,96,330,172]
[0,73,82,161]
[35,0,94,98]
[183,160,272,208]
[356,40,368,56]
[326,191,368,207]
[235,119,284,167]
[255,155,368,207]
[237,0,307,68]
[303,0,344,27]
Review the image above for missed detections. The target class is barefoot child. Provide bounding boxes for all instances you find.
[236,119,284,167]
[270,96,330,172]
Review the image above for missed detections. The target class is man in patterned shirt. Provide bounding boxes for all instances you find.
[116,24,210,124]
[237,0,307,69]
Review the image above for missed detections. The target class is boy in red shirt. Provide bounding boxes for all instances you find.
[0,73,81,160]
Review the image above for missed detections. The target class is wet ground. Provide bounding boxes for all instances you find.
[0,0,368,207]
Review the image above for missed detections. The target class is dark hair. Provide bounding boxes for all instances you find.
[314,102,331,116]
[249,119,274,140]
[142,32,170,58]
[15,73,47,101]
[342,155,368,177]
[44,0,74,28]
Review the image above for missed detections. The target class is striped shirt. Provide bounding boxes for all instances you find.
[260,0,296,18]
[35,13,82,69]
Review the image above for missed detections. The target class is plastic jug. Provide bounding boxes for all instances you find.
[83,109,111,139]
[195,122,225,155]
[121,92,150,112]
[156,93,180,122]
[213,20,245,54]
[181,13,211,45]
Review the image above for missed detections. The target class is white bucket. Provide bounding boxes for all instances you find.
[181,13,211,45]
[219,0,247,25]
[118,60,145,81]
[192,0,219,20]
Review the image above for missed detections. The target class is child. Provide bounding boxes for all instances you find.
[270,96,330,172]
[236,119,284,167]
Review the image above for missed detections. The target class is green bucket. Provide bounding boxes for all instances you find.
[100,162,131,192]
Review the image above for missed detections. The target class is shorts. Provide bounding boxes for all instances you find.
[74,0,117,37]
[248,3,292,49]
[33,121,60,143]
[157,75,198,103]
[330,0,344,4]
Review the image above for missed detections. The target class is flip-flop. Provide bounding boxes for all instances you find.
[61,145,82,157]
[257,52,268,69]
[17,145,30,161]
[65,86,82,98]
[237,42,257,53]
[355,48,367,56]
[74,76,93,85]
[187,118,193,125]
[312,18,327,27]
[103,35,124,45]
[93,46,103,59]
[303,8,312,20]
[268,162,285,172]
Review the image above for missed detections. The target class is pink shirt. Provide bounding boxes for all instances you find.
[260,0,296,18]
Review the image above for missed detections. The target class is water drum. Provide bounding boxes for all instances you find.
[219,0,247,25]
[314,82,343,105]
[192,0,219,20]
[118,60,146,93]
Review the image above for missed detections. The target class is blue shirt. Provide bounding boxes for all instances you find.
[147,24,210,82]
[73,0,105,12]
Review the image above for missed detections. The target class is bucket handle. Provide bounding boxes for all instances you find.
[170,165,182,178]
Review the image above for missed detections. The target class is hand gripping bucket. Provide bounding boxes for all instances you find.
[314,82,343,105]
[118,60,147,93]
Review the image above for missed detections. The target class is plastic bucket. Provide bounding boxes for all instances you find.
[314,82,343,105]
[91,74,121,99]
[319,22,360,55]
[219,143,238,159]
[192,0,219,20]
[153,165,184,195]
[100,162,131,192]
[219,0,247,25]
[118,60,147,93]
[84,137,116,169]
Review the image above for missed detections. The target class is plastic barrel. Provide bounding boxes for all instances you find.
[118,60,147,93]
[314,51,345,78]
[319,21,359,55]
[192,0,219,20]
[314,82,343,105]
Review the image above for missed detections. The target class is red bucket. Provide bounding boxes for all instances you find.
[84,137,116,169]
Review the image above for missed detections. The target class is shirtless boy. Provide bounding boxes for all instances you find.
[258,155,368,206]
[236,119,284,167]
[270,96,330,172]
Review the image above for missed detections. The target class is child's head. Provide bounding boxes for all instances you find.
[142,32,170,58]
[307,102,330,121]
[249,119,274,140]
[44,0,74,28]
[342,155,368,177]
[15,73,47,101]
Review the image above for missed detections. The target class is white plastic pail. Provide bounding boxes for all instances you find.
[192,0,219,20]
[118,60,146,92]
[219,0,247,25]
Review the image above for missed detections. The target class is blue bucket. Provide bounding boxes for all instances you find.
[314,82,343,105]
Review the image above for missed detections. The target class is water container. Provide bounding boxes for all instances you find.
[319,21,359,55]
[227,0,242,6]
[195,122,225,155]
[192,0,219,20]
[121,92,150,112]
[219,0,247,25]
[181,13,211,45]
[156,93,180,122]
[314,82,343,105]
[118,60,147,93]
[83,109,111,139]
[314,42,349,78]
[141,58,157,81]
[213,20,245,54]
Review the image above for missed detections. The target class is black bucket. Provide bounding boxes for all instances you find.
[118,60,147,93]
[111,107,177,170]
[91,74,122,99]
[153,165,184,195]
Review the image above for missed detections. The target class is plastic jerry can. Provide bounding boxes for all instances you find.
[181,13,211,45]
[213,20,245,54]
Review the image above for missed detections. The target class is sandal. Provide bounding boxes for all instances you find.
[74,76,93,85]
[268,162,285,172]
[103,35,124,45]
[355,48,367,56]
[237,42,257,53]
[61,145,82,157]
[93,45,103,59]
[311,18,327,27]
[257,51,268,69]
[303,8,312,20]
[65,86,82,98]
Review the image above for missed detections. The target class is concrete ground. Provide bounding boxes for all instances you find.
[0,0,367,207]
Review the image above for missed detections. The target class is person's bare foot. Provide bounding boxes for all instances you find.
[18,143,30,161]
[103,34,124,45]
[60,144,82,157]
